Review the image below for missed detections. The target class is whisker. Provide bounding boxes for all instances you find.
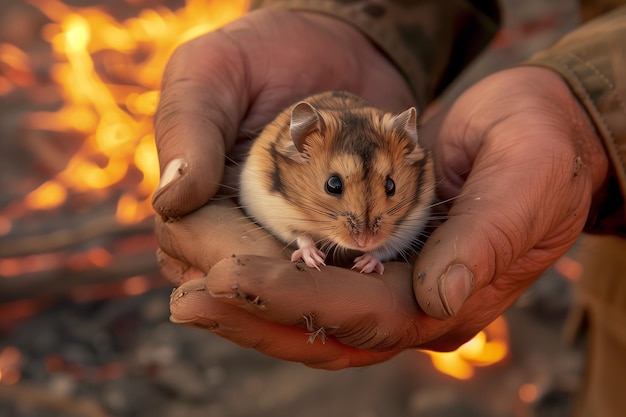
[239,127,263,141]
[224,154,240,167]
[426,195,460,210]
[294,195,339,220]
[217,183,240,192]
[386,192,425,216]
[425,215,450,221]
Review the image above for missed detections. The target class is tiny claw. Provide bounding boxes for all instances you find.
[291,246,326,271]
[353,253,385,274]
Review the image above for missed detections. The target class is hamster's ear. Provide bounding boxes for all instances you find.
[290,102,324,152]
[390,107,419,149]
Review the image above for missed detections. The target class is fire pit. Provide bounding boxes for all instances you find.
[0,0,586,416]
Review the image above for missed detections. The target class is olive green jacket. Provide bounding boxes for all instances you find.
[251,0,626,234]
[530,5,626,236]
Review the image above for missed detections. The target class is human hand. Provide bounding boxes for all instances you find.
[411,65,609,342]
[151,8,414,217]
[156,16,609,368]
[153,8,419,369]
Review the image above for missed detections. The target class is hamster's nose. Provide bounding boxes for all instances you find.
[353,233,373,248]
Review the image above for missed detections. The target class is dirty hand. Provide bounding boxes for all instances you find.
[412,66,608,345]
[155,8,609,368]
[153,8,416,369]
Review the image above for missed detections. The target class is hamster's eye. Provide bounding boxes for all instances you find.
[385,177,396,196]
[325,175,343,195]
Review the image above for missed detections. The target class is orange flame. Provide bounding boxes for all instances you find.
[0,43,35,93]
[553,255,583,282]
[21,0,248,223]
[422,316,509,379]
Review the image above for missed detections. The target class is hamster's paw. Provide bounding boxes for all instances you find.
[352,253,385,274]
[291,247,326,271]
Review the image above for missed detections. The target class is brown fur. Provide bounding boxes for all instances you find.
[240,91,435,265]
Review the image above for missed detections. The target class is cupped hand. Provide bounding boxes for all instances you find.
[153,8,417,369]
[409,66,608,347]
[152,8,414,217]
[156,17,609,369]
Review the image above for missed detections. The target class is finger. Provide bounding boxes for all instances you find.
[156,249,205,286]
[155,199,287,272]
[170,277,399,369]
[201,254,450,350]
[152,28,253,215]
[152,10,293,219]
[414,135,589,320]
[415,68,606,320]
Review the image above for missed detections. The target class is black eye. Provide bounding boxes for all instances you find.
[385,177,395,196]
[325,175,343,195]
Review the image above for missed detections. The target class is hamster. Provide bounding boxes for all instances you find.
[239,91,435,274]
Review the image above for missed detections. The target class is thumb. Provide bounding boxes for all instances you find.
[413,140,587,320]
[412,197,487,320]
[152,28,249,217]
[413,67,603,321]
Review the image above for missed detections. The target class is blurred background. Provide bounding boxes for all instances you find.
[0,0,588,416]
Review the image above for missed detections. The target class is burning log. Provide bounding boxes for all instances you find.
[0,245,158,302]
[0,213,153,258]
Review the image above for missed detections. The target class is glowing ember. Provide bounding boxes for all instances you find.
[553,255,583,282]
[422,316,509,380]
[519,383,539,403]
[0,216,13,236]
[16,0,248,222]
[122,275,151,296]
[66,247,112,270]
[0,346,22,385]
[0,43,35,94]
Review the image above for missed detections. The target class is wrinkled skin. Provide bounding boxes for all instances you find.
[153,9,608,369]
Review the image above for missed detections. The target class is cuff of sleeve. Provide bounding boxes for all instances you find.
[251,0,428,104]
[524,6,626,234]
[250,0,499,107]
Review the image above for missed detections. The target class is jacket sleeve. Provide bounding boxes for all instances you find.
[249,0,500,107]
[526,6,626,235]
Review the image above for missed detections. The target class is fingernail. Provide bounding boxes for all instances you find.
[440,264,473,317]
[154,158,188,194]
[169,279,207,324]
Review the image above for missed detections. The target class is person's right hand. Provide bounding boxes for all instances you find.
[151,8,415,218]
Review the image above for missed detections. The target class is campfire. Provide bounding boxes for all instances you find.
[0,3,584,411]
[0,0,248,303]
[422,316,509,380]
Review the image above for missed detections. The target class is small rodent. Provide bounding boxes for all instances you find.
[240,91,435,274]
